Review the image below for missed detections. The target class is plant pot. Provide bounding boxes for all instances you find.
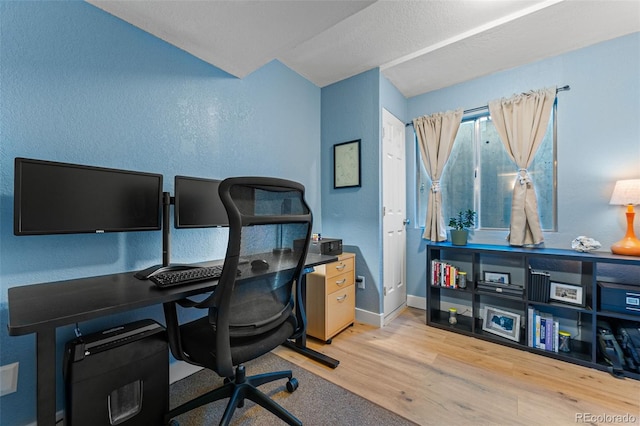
[450,229,469,246]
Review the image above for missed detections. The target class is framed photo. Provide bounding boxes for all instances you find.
[483,271,510,284]
[482,306,521,342]
[334,139,361,189]
[549,281,585,306]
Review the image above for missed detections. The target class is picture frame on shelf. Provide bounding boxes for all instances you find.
[483,271,510,284]
[482,306,521,342]
[333,139,361,189]
[549,281,585,306]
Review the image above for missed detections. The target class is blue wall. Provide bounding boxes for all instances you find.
[405,32,640,299]
[320,69,382,314]
[0,2,321,425]
[2,1,639,424]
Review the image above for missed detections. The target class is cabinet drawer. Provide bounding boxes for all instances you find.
[326,285,355,337]
[326,270,355,295]
[325,254,355,279]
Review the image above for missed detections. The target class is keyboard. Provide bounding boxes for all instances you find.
[150,265,230,288]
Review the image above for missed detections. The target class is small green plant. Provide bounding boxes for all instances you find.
[448,209,477,231]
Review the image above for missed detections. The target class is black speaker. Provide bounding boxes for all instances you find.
[63,319,168,426]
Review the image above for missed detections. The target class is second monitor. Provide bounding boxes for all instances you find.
[174,175,228,228]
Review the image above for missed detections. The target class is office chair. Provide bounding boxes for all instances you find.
[163,177,312,426]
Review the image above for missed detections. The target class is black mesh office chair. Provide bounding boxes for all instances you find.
[163,177,312,426]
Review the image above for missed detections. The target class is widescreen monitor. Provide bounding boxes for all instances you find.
[174,176,228,228]
[14,158,163,235]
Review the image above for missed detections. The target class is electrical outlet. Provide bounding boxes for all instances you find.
[357,275,365,289]
[0,362,19,396]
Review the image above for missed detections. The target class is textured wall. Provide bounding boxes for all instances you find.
[405,32,640,299]
[0,2,321,425]
[320,69,382,314]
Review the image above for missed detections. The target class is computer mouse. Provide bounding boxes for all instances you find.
[251,259,269,271]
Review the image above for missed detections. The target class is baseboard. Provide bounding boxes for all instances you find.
[169,360,204,384]
[355,308,384,328]
[407,295,426,310]
[24,410,65,426]
[355,300,425,329]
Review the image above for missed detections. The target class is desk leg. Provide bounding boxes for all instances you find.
[284,268,339,369]
[282,340,339,369]
[36,329,57,426]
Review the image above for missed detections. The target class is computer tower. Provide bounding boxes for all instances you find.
[63,319,168,426]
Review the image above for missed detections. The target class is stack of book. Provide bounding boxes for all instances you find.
[527,307,560,352]
[528,268,550,303]
[430,260,460,288]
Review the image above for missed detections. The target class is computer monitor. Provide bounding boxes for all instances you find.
[174,176,228,228]
[14,158,163,235]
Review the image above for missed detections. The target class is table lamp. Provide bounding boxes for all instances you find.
[609,179,640,256]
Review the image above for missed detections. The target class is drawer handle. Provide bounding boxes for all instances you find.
[335,278,347,286]
[335,264,346,271]
[336,294,348,302]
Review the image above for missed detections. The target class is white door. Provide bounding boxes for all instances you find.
[382,109,407,324]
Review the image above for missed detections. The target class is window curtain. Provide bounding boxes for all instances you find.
[488,86,556,246]
[414,109,463,241]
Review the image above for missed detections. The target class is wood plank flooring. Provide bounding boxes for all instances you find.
[274,307,640,425]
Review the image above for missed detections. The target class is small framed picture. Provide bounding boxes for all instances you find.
[482,306,521,342]
[483,271,510,284]
[549,281,585,306]
[333,139,361,189]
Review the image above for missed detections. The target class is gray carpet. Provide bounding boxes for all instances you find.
[169,352,416,425]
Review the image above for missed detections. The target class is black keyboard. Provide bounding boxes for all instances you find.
[150,265,227,288]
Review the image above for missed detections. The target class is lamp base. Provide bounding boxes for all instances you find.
[611,236,640,256]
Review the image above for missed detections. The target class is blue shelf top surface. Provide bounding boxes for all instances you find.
[427,242,640,265]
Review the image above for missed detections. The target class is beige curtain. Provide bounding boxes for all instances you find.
[488,86,556,246]
[414,109,463,241]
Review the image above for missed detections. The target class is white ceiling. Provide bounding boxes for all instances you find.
[87,0,640,98]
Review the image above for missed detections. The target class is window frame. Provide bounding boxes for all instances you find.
[415,102,557,232]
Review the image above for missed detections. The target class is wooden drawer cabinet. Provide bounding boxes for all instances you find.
[305,252,355,343]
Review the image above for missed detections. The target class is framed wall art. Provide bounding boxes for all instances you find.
[333,139,361,189]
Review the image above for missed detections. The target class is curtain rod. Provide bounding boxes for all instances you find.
[406,85,570,127]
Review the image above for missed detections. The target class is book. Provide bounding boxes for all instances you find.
[431,260,461,288]
[527,307,534,347]
[545,315,554,351]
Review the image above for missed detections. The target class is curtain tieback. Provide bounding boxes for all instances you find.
[518,169,531,185]
[431,180,441,193]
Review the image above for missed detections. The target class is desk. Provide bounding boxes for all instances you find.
[7,253,337,426]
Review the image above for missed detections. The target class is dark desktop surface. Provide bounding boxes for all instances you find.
[7,252,336,336]
[7,251,337,426]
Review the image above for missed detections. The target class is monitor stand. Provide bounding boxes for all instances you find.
[135,192,193,280]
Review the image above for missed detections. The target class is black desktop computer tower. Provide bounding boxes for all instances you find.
[63,319,168,426]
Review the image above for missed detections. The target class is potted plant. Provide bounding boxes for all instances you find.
[448,209,477,246]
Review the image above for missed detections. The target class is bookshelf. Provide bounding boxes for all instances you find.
[426,242,640,379]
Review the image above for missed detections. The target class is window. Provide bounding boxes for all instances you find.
[417,104,556,230]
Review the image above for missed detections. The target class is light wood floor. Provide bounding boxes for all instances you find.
[274,307,640,425]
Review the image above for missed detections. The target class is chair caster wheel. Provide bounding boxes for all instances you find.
[286,377,299,393]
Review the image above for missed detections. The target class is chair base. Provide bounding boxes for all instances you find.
[166,364,302,426]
